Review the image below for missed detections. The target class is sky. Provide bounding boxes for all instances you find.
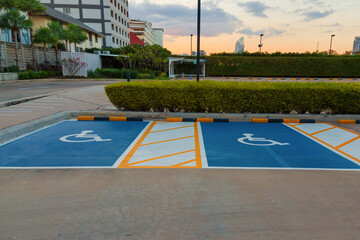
[129,0,360,55]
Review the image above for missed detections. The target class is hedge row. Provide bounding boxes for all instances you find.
[205,56,360,77]
[105,81,360,114]
[19,71,62,80]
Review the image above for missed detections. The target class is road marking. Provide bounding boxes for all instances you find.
[117,121,202,168]
[310,126,337,135]
[18,86,50,90]
[285,123,360,165]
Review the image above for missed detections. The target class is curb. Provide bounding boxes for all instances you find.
[338,120,360,124]
[77,116,230,122]
[252,118,316,123]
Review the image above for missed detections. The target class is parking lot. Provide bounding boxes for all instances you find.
[1,120,359,170]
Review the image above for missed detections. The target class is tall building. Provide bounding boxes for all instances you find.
[153,28,164,47]
[129,19,155,45]
[353,37,360,55]
[235,37,245,53]
[41,0,130,48]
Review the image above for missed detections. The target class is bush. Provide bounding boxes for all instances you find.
[105,81,360,114]
[205,56,360,77]
[18,71,60,80]
[121,70,138,79]
[18,72,29,79]
[138,73,152,79]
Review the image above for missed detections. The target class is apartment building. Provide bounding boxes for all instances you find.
[353,37,360,55]
[41,0,130,48]
[129,19,155,45]
[153,28,164,47]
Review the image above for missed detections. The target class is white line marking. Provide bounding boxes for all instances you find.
[0,114,16,116]
[112,121,153,168]
[197,122,208,168]
[18,86,50,90]
[205,167,360,172]
[283,123,360,167]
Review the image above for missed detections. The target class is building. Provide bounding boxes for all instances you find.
[130,32,144,46]
[153,28,164,47]
[192,50,206,56]
[31,6,104,52]
[0,11,30,45]
[235,37,245,53]
[41,0,130,48]
[129,19,155,45]
[353,37,360,55]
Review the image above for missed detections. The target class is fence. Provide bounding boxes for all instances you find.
[61,52,101,77]
[0,41,60,70]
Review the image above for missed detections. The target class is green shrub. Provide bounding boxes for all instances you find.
[18,71,59,80]
[121,70,138,79]
[138,73,152,79]
[204,56,360,77]
[87,70,99,78]
[18,72,29,80]
[105,81,360,114]
[97,68,123,78]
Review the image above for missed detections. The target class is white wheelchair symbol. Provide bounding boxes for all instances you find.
[238,133,290,147]
[60,130,111,143]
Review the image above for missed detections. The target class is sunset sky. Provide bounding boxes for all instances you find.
[130,0,360,55]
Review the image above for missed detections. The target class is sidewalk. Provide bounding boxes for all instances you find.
[0,85,112,130]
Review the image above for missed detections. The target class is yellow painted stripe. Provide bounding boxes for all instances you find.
[283,119,300,123]
[77,116,94,121]
[127,149,195,166]
[291,78,297,80]
[167,118,183,122]
[109,117,127,121]
[173,159,197,167]
[140,135,194,147]
[338,120,356,124]
[118,121,157,168]
[197,118,214,122]
[149,125,193,133]
[336,136,360,149]
[252,119,268,123]
[193,122,202,168]
[310,126,336,136]
[286,123,360,164]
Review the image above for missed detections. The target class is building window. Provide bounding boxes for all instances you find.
[112,24,114,30]
[95,35,98,43]
[116,38,119,44]
[63,8,71,14]
[112,37,115,43]
[115,13,117,19]
[111,10,113,17]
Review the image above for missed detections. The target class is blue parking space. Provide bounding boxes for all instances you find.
[200,122,360,169]
[0,121,148,167]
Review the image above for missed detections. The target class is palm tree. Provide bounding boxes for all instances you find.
[47,21,64,63]
[0,0,16,10]
[16,0,46,68]
[0,9,32,69]
[64,24,88,52]
[33,27,51,63]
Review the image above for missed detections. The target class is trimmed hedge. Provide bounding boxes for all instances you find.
[18,71,62,80]
[105,81,360,114]
[88,68,138,79]
[205,56,360,77]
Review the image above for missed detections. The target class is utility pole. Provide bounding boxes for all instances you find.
[259,34,264,54]
[329,35,335,55]
[190,34,193,56]
[196,0,201,82]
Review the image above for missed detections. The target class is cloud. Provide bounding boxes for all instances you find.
[238,1,270,18]
[238,27,285,37]
[294,7,334,21]
[130,0,243,37]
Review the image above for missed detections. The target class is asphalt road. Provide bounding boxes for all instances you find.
[0,80,119,103]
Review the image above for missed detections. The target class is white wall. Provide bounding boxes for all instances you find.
[61,52,101,77]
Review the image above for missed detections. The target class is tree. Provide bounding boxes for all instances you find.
[16,0,46,68]
[0,9,32,69]
[33,27,51,63]
[64,24,87,51]
[47,21,64,63]
[0,0,16,10]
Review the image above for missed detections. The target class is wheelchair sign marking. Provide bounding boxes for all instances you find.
[238,133,290,147]
[60,130,111,143]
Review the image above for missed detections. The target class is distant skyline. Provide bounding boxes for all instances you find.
[130,0,360,54]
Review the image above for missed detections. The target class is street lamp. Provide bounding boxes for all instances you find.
[190,34,193,56]
[329,34,335,55]
[196,0,201,82]
[258,34,264,54]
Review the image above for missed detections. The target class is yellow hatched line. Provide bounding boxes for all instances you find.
[127,149,195,167]
[149,125,193,134]
[336,136,360,150]
[193,122,202,168]
[173,159,196,167]
[118,121,157,168]
[140,135,194,146]
[286,123,360,164]
[310,126,337,136]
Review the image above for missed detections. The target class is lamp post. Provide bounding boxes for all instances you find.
[196,0,201,82]
[258,34,264,54]
[329,34,335,55]
[190,34,193,56]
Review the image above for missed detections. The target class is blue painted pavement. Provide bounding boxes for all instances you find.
[0,121,148,167]
[200,122,360,169]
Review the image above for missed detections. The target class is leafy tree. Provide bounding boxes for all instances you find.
[47,21,64,63]
[0,0,16,10]
[16,0,46,67]
[33,27,51,63]
[64,24,88,51]
[0,9,32,69]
